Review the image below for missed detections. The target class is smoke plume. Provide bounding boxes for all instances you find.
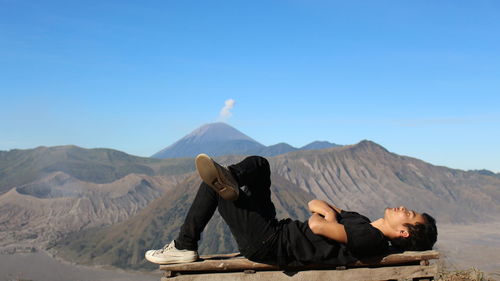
[218,99,235,121]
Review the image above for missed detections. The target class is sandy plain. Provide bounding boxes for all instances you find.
[435,222,500,280]
[0,250,158,281]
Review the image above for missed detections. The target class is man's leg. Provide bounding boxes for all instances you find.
[228,156,276,219]
[145,182,216,264]
[177,155,277,253]
[175,182,218,250]
[146,155,278,264]
[215,156,279,259]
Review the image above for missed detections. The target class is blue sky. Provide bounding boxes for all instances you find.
[1,0,499,172]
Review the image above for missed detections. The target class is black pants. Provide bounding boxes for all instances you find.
[175,156,279,263]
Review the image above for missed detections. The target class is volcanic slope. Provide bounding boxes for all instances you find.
[152,122,265,158]
[0,171,186,248]
[269,140,500,224]
[0,145,196,248]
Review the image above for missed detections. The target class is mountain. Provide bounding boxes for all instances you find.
[0,146,196,249]
[300,141,340,151]
[255,142,298,156]
[0,145,195,195]
[269,140,500,223]
[152,123,265,158]
[469,169,500,179]
[52,141,500,269]
[151,122,340,158]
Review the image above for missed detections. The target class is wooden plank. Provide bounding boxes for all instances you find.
[161,257,276,273]
[199,253,241,259]
[353,250,440,267]
[160,264,439,281]
[159,250,439,273]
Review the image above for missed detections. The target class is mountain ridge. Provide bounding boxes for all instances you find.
[151,122,340,158]
[269,140,500,223]
[0,145,195,195]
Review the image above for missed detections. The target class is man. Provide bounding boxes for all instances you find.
[145,154,437,266]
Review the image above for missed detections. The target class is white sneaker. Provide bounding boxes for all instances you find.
[145,241,198,264]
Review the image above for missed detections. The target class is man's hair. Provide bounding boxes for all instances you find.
[390,213,437,251]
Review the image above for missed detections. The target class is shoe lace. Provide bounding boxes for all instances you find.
[155,242,175,254]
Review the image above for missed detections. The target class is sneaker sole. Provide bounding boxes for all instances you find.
[145,252,198,265]
[195,154,238,201]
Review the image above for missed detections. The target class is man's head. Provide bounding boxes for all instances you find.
[383,206,437,251]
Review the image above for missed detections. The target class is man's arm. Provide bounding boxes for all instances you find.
[308,213,348,243]
[308,199,343,222]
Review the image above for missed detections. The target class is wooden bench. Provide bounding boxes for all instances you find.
[159,250,440,281]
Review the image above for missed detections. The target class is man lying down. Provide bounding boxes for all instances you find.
[145,154,437,266]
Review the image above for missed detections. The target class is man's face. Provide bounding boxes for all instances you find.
[384,206,425,238]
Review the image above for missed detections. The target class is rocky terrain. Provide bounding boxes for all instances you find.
[269,140,500,224]
[0,171,187,249]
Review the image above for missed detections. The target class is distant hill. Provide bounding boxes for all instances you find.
[300,141,339,151]
[151,122,340,158]
[469,169,500,179]
[0,145,195,195]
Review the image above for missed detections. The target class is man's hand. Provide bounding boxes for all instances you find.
[308,199,341,222]
[308,213,328,232]
[308,212,348,244]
